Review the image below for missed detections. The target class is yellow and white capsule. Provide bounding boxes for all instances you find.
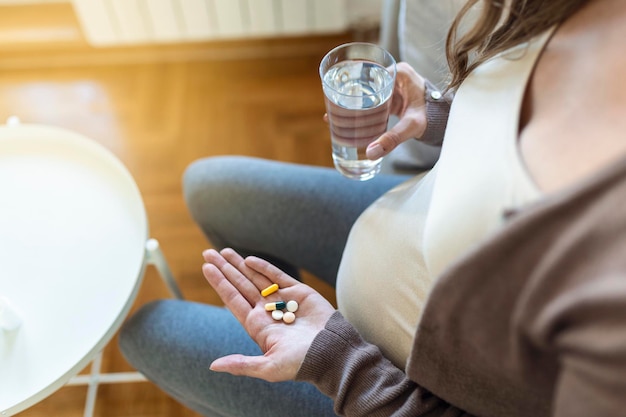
[265,301,287,311]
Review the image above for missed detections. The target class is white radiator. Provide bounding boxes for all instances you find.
[71,0,349,46]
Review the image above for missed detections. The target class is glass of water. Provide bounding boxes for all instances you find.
[319,43,397,181]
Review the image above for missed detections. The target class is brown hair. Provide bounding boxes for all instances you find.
[446,0,589,91]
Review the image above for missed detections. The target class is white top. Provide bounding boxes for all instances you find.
[0,124,147,415]
[336,31,553,368]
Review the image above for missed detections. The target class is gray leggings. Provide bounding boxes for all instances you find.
[119,156,408,417]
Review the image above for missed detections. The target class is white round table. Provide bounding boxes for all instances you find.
[0,122,149,416]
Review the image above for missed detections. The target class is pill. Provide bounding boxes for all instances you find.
[265,301,287,311]
[261,283,279,297]
[286,300,299,313]
[271,310,284,321]
[282,311,296,324]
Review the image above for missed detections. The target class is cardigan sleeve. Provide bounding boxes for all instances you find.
[296,311,472,417]
[419,79,454,147]
[523,268,626,416]
[516,190,626,417]
[551,301,626,417]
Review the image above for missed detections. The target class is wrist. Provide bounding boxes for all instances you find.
[420,79,454,146]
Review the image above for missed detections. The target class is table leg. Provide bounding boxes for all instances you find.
[145,238,184,300]
[68,351,148,416]
[64,238,181,415]
[84,351,101,417]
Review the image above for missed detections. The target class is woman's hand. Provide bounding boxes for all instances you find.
[366,62,427,160]
[202,248,336,382]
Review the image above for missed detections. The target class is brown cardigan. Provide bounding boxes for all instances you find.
[297,152,626,416]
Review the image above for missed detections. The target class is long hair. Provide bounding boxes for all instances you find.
[446,0,589,91]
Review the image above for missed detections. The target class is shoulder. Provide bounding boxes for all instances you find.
[519,0,626,193]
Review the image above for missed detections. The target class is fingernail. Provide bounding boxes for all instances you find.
[367,143,384,160]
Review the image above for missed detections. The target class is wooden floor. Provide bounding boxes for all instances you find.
[0,3,351,416]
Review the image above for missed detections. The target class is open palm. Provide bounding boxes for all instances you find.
[202,248,336,382]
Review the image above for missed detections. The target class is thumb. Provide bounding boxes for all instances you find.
[210,354,281,381]
[366,115,423,160]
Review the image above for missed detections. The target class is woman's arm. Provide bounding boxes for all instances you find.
[365,62,454,161]
[420,79,454,146]
[202,248,472,417]
[517,203,626,417]
[297,311,470,417]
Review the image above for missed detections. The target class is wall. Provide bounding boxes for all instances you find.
[0,0,383,46]
[347,0,383,26]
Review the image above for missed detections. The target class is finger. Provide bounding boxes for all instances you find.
[220,248,274,293]
[244,256,300,288]
[203,249,261,303]
[202,262,254,324]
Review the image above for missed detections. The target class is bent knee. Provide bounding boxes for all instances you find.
[183,156,262,221]
[184,156,246,206]
[119,299,178,364]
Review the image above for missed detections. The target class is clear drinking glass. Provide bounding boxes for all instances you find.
[319,42,397,181]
